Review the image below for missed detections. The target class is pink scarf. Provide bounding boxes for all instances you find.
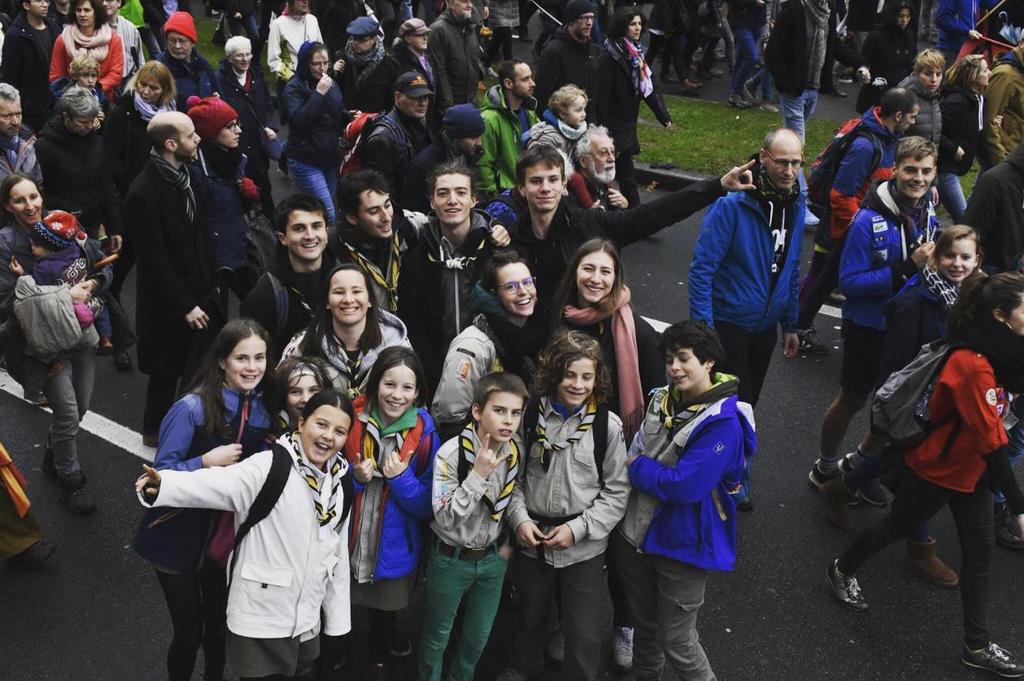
[563,286,644,440]
[63,23,112,62]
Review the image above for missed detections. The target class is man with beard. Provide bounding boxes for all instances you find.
[574,126,629,210]
[402,103,485,213]
[427,0,482,112]
[479,60,538,198]
[534,0,597,115]
[125,111,221,446]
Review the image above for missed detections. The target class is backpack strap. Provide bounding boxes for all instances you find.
[265,272,289,344]
[593,404,609,487]
[227,444,292,589]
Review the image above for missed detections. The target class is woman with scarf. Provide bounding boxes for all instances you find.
[592,6,672,208]
[821,226,979,585]
[280,263,411,399]
[337,16,398,115]
[132,319,273,681]
[282,41,349,225]
[186,95,261,298]
[344,346,438,678]
[551,239,663,444]
[611,320,754,681]
[136,388,354,681]
[827,271,1024,678]
[433,250,548,440]
[49,0,124,101]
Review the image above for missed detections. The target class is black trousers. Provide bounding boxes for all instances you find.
[615,153,640,209]
[715,321,777,407]
[838,469,995,648]
[797,236,845,331]
[155,561,228,681]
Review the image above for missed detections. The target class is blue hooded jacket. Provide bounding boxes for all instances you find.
[689,184,805,332]
[348,406,439,581]
[839,180,938,330]
[283,41,349,168]
[628,391,755,572]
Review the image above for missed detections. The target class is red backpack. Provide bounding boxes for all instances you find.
[339,111,380,177]
[806,117,883,210]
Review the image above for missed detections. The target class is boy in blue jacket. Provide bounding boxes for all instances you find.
[809,136,939,493]
[611,320,755,681]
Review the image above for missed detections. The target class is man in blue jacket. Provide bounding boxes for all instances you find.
[808,136,938,490]
[689,128,805,408]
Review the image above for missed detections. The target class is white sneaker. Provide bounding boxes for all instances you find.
[612,626,634,671]
[805,210,820,227]
[546,626,565,663]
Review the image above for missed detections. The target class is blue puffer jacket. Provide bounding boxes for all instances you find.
[689,185,805,332]
[156,50,217,112]
[839,180,938,330]
[347,407,439,581]
[934,0,997,54]
[628,392,755,572]
[190,147,250,269]
[283,41,348,168]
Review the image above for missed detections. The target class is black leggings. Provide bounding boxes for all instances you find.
[368,608,398,663]
[484,26,513,65]
[837,469,994,648]
[155,561,228,681]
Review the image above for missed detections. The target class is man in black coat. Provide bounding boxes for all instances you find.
[0,0,61,133]
[124,111,222,445]
[510,145,756,304]
[241,193,336,357]
[361,71,434,203]
[963,140,1024,273]
[534,0,598,112]
[401,103,484,213]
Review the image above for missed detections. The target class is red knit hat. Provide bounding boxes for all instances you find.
[186,95,239,142]
[29,211,84,252]
[163,11,198,43]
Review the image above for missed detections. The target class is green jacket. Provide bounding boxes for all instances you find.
[478,84,538,196]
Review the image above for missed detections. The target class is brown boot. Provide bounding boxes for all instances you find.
[905,538,959,588]
[820,477,855,530]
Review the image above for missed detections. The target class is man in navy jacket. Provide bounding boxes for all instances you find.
[689,128,805,408]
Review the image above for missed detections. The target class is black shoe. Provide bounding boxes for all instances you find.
[962,643,1024,677]
[7,541,56,568]
[113,348,133,371]
[389,632,413,657]
[827,560,868,612]
[841,453,887,507]
[41,446,57,478]
[808,463,841,490]
[797,328,829,357]
[59,472,96,515]
[996,513,1024,550]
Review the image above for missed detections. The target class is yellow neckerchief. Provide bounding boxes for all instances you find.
[459,422,521,521]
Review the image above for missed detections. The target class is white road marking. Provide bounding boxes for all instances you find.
[0,307,843,459]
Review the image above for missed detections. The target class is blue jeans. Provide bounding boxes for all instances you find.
[94,306,112,338]
[730,28,759,96]
[287,157,338,224]
[936,171,967,223]
[227,13,259,41]
[995,398,1024,505]
[779,89,818,142]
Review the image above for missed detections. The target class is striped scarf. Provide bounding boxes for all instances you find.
[320,334,366,400]
[150,148,196,223]
[289,431,346,531]
[344,235,401,311]
[358,411,416,477]
[533,397,598,471]
[459,423,520,521]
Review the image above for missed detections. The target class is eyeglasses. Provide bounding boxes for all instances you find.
[497,276,537,293]
[762,148,803,169]
[309,60,331,67]
[166,36,192,47]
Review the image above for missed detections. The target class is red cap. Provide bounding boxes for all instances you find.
[163,11,198,43]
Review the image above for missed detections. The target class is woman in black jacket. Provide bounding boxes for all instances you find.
[855,0,917,113]
[937,54,991,223]
[593,6,672,208]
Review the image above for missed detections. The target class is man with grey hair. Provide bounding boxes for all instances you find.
[36,87,122,242]
[0,84,42,183]
[574,125,629,211]
[125,111,220,446]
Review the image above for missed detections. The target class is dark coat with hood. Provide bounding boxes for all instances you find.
[214,59,276,172]
[962,142,1024,272]
[855,8,917,113]
[103,93,154,197]
[240,247,338,358]
[427,9,483,111]
[283,41,349,168]
[156,50,218,112]
[766,0,864,97]
[124,158,220,376]
[0,13,62,132]
[189,146,251,269]
[35,116,123,237]
[938,85,982,175]
[396,210,497,390]
[592,38,671,158]
[534,26,598,114]
[338,44,400,115]
[511,177,726,304]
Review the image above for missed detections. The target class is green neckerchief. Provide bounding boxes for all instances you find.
[372,405,419,437]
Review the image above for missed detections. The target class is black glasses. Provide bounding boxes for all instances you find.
[762,148,803,169]
[497,277,536,293]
